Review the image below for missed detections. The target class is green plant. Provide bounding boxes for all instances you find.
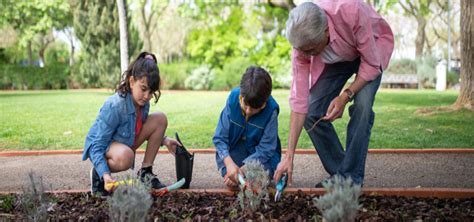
[447,69,460,87]
[237,160,270,213]
[313,175,361,222]
[0,194,16,213]
[211,57,253,91]
[386,58,417,74]
[19,171,50,222]
[184,65,214,90]
[416,55,438,88]
[160,61,197,90]
[0,64,71,90]
[107,175,152,222]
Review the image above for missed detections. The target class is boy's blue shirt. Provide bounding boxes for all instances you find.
[213,87,281,174]
[82,92,149,178]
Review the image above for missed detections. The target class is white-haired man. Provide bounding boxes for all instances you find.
[274,1,394,187]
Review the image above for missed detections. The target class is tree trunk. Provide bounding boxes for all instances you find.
[454,0,473,110]
[117,0,129,74]
[27,41,33,66]
[415,15,427,57]
[69,44,75,66]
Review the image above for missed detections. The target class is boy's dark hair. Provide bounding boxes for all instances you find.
[116,52,161,103]
[240,66,272,108]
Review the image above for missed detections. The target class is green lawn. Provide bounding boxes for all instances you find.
[0,89,473,150]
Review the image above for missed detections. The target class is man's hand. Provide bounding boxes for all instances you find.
[103,173,116,192]
[273,156,294,186]
[162,137,181,157]
[323,94,350,121]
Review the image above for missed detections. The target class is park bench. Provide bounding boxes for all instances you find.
[381,74,418,88]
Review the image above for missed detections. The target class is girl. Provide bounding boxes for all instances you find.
[82,52,180,196]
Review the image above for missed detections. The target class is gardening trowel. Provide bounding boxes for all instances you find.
[153,178,186,197]
[105,179,139,191]
[274,172,288,202]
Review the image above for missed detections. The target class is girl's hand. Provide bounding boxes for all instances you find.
[103,173,116,192]
[162,137,181,156]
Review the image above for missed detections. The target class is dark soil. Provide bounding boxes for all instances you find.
[1,191,473,221]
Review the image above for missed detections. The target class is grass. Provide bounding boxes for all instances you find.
[0,89,473,151]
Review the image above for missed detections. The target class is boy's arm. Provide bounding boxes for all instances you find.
[212,105,231,161]
[243,110,278,164]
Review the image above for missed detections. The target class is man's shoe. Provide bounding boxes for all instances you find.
[90,168,110,196]
[138,166,166,189]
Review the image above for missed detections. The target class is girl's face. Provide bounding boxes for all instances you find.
[130,76,152,107]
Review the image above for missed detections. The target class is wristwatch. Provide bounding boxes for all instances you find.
[343,88,355,102]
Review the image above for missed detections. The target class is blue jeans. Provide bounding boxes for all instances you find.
[219,140,281,178]
[304,58,381,185]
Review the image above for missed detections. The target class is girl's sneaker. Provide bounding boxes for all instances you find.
[90,168,110,196]
[138,166,166,189]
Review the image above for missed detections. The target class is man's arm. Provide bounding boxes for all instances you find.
[273,110,305,185]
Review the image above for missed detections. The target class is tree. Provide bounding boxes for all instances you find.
[0,0,70,66]
[72,0,142,88]
[398,0,433,57]
[134,0,168,53]
[454,0,473,109]
[117,0,129,74]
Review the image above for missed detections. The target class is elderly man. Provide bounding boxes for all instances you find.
[274,1,394,187]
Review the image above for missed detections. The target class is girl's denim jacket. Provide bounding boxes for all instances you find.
[82,92,149,178]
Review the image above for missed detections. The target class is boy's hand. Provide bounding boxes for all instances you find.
[163,137,181,156]
[103,173,116,192]
[223,157,240,185]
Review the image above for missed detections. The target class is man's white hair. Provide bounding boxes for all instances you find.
[285,2,328,49]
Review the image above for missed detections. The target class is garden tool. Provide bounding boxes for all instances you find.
[238,173,259,194]
[175,132,194,189]
[306,116,325,132]
[274,173,288,202]
[153,178,186,197]
[105,179,138,191]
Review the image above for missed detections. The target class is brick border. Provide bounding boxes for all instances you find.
[1,188,473,199]
[1,148,473,157]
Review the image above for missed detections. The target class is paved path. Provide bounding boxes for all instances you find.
[1,153,473,192]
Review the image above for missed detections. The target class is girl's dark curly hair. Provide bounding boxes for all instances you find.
[116,52,161,103]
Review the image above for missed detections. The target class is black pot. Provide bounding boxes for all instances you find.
[174,133,194,189]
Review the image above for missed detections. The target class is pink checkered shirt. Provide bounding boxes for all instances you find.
[289,0,394,114]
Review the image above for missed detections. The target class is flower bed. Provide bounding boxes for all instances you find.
[1,191,473,221]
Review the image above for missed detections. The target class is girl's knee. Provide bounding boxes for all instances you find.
[108,148,134,171]
[149,112,168,127]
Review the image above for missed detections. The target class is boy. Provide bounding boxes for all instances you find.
[213,66,281,189]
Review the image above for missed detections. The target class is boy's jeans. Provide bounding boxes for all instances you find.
[304,58,382,185]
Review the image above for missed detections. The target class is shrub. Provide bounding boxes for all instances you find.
[313,175,361,222]
[237,160,270,213]
[19,172,51,222]
[386,58,417,74]
[108,176,152,222]
[160,61,197,90]
[416,55,438,88]
[0,64,70,90]
[447,69,460,88]
[212,57,253,91]
[184,65,214,90]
